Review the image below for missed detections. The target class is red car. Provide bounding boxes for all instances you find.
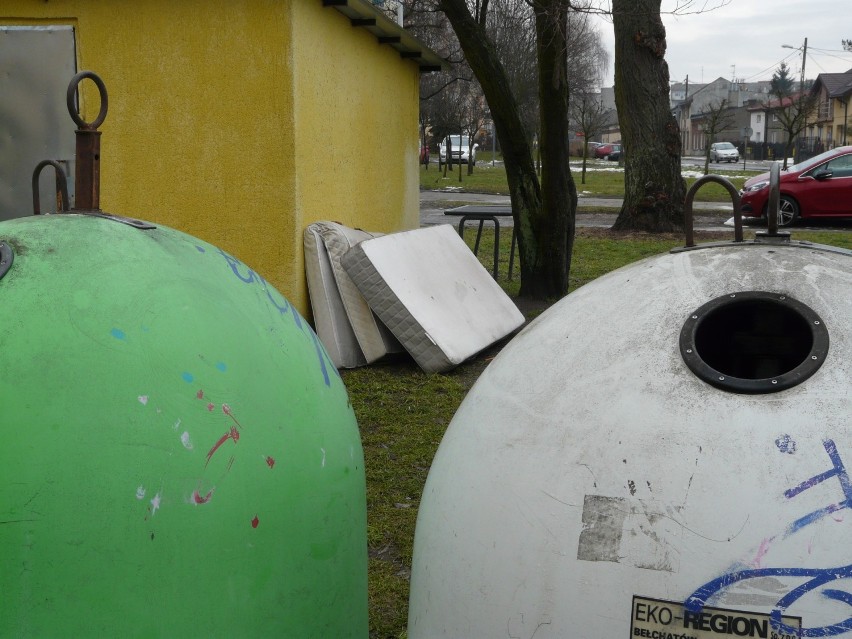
[741,145,852,226]
[594,143,621,160]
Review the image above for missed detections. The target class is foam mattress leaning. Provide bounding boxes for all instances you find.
[303,222,401,369]
[340,224,525,373]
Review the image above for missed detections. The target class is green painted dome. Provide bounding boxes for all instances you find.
[0,213,367,637]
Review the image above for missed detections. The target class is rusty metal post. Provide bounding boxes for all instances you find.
[66,71,108,211]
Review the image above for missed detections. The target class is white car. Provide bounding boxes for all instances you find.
[710,142,739,163]
[439,135,478,167]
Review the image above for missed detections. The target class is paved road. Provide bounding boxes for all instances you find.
[420,190,739,232]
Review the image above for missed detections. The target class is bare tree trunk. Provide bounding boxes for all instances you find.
[611,0,686,232]
[439,0,573,300]
[532,0,576,296]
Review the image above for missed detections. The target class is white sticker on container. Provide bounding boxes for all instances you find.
[631,595,801,639]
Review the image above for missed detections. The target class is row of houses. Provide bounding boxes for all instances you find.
[583,70,851,161]
[672,71,852,160]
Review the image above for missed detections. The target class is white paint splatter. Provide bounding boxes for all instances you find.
[321,447,326,468]
[136,486,146,500]
[180,431,193,450]
[138,395,149,405]
[150,492,162,516]
[173,418,181,431]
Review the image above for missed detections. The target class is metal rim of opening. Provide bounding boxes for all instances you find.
[0,241,13,281]
[680,291,829,394]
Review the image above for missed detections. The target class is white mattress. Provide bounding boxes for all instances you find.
[341,224,525,373]
[303,222,401,368]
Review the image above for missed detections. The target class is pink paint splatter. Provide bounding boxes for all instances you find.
[206,403,215,412]
[150,493,162,516]
[192,488,214,504]
[266,456,275,469]
[251,515,259,528]
[222,404,244,430]
[751,537,773,568]
[138,395,149,405]
[196,389,204,400]
[206,426,240,466]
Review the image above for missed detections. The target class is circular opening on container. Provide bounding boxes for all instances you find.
[680,291,828,393]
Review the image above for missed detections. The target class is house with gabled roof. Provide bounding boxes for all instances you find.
[809,70,852,148]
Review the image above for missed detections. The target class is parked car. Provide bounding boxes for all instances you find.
[710,142,739,163]
[740,145,852,226]
[438,135,478,167]
[606,145,622,161]
[594,143,621,160]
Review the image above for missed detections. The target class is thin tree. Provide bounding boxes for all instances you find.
[764,62,818,169]
[698,99,737,174]
[435,0,577,299]
[571,92,609,183]
[611,0,686,232]
[457,78,489,175]
[843,39,852,52]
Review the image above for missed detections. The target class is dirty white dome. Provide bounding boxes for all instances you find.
[409,238,852,639]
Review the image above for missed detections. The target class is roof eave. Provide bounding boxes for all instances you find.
[323,0,448,73]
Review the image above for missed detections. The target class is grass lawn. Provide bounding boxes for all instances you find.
[420,155,761,206]
[346,226,852,638]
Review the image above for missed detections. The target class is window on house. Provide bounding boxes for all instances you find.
[772,113,779,122]
[757,114,762,124]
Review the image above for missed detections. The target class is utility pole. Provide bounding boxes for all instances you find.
[800,37,808,89]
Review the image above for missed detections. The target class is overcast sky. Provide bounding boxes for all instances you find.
[594,0,852,87]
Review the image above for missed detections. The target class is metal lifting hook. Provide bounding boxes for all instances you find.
[66,70,109,211]
[31,160,70,215]
[682,163,786,248]
[683,175,743,247]
[27,71,155,229]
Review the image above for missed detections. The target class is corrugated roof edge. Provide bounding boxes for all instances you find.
[323,0,448,73]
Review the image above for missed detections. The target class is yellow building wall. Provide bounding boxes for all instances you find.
[290,2,421,308]
[2,0,421,315]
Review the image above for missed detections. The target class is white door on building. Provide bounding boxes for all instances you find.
[0,25,77,220]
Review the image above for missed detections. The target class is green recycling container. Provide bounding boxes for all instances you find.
[0,213,367,638]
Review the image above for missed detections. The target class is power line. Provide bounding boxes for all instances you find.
[741,51,799,83]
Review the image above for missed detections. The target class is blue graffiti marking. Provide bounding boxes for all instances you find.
[777,434,798,454]
[213,248,338,386]
[686,564,852,636]
[219,248,257,284]
[686,440,852,637]
[784,440,852,536]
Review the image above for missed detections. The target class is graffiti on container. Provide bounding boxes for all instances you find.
[134,386,277,518]
[212,247,338,387]
[686,439,852,637]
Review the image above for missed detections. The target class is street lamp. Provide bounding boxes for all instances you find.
[782,37,808,89]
